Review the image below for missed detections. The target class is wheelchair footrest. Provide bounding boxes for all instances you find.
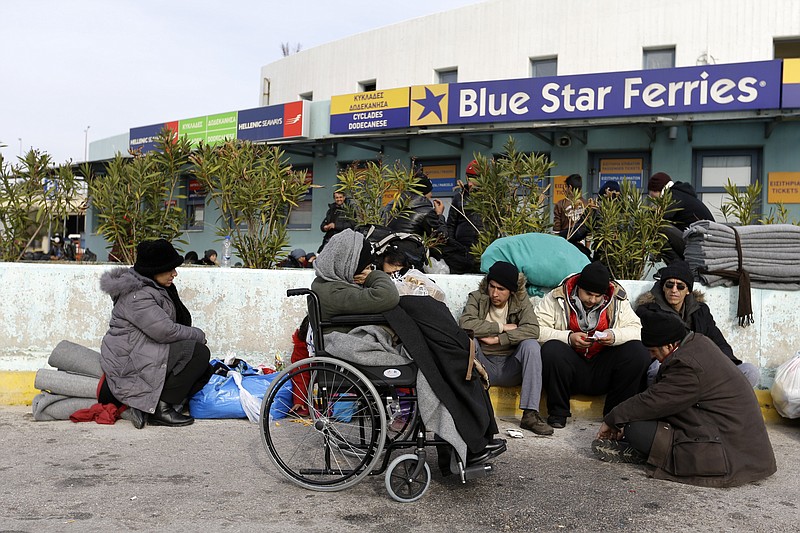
[461,463,494,482]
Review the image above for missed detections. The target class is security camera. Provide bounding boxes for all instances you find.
[557,134,571,148]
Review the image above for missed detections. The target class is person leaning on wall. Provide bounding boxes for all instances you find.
[98,239,213,428]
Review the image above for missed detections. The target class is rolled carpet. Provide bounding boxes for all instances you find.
[34,369,99,399]
[47,340,103,378]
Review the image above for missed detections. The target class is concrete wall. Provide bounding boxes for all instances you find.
[1,262,797,387]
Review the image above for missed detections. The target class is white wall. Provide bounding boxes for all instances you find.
[1,262,796,387]
[260,0,800,104]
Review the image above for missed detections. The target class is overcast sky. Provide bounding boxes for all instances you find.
[0,0,485,166]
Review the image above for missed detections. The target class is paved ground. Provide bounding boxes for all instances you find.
[1,406,798,532]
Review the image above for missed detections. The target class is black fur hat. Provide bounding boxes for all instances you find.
[134,239,183,277]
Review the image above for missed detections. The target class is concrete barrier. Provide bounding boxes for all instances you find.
[2,262,796,420]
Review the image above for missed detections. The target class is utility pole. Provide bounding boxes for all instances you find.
[18,138,22,156]
[84,126,91,161]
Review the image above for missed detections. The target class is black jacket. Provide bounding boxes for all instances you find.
[666,182,715,231]
[318,201,355,251]
[636,285,741,364]
[446,187,483,249]
[384,296,497,454]
[383,194,447,238]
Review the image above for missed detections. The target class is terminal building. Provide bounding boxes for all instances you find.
[87,0,800,261]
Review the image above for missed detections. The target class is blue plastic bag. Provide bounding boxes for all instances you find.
[189,371,292,420]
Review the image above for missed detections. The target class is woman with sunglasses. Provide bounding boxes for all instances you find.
[635,260,759,387]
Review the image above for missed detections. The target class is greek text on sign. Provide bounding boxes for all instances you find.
[768,172,800,204]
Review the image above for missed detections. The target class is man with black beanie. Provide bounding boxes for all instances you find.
[534,261,651,429]
[592,309,776,488]
[459,261,553,435]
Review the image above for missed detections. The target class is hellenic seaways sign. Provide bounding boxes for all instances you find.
[329,87,410,134]
[129,101,309,154]
[354,60,783,132]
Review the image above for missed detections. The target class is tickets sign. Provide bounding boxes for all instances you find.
[768,172,800,204]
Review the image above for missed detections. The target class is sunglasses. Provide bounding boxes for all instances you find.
[664,280,687,291]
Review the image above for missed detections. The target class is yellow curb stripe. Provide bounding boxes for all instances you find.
[490,386,784,424]
[0,371,39,406]
[0,372,787,425]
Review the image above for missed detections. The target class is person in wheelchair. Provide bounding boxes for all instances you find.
[311,229,506,469]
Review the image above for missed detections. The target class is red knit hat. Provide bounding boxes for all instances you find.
[465,159,479,177]
[648,172,672,192]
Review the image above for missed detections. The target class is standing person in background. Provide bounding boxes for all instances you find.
[384,169,447,240]
[553,174,588,235]
[99,239,212,428]
[318,191,355,252]
[444,160,484,273]
[647,172,714,263]
[554,174,591,258]
[183,251,199,265]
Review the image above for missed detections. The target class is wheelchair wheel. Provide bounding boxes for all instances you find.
[385,453,431,503]
[260,357,387,492]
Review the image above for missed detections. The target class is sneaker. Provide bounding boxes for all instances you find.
[547,415,567,429]
[520,410,554,435]
[591,439,647,464]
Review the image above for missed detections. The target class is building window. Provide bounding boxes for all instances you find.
[299,91,313,101]
[530,57,557,78]
[185,178,206,231]
[287,166,313,230]
[693,149,760,222]
[436,68,458,84]
[359,80,376,92]
[643,47,675,70]
[775,38,800,59]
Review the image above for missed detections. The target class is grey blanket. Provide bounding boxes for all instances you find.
[32,393,96,421]
[48,340,103,378]
[325,326,469,462]
[32,392,139,425]
[34,368,99,399]
[684,221,800,288]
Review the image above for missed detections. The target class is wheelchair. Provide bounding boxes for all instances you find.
[259,288,498,503]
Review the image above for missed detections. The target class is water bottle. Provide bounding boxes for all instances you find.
[221,236,232,268]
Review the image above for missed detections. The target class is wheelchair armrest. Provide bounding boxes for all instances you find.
[323,314,388,327]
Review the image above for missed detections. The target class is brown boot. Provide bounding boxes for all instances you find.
[520,409,554,435]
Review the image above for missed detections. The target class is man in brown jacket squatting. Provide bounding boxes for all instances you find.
[592,309,776,487]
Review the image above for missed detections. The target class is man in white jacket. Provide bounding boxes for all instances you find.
[534,261,650,429]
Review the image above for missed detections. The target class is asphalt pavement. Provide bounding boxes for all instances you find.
[1,406,798,532]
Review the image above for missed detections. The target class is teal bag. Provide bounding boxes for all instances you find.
[480,233,590,297]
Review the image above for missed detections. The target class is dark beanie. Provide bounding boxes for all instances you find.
[355,238,374,273]
[487,261,519,292]
[648,172,672,192]
[577,261,610,294]
[417,175,433,196]
[658,260,694,292]
[134,239,183,277]
[639,309,687,348]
